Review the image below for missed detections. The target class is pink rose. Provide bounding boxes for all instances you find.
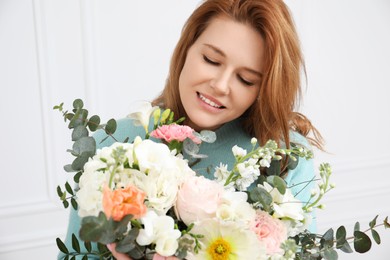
[250,210,287,255]
[150,125,201,144]
[175,176,224,226]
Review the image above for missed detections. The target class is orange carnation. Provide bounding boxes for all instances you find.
[103,185,147,221]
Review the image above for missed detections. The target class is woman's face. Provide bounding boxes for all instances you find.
[179,16,265,131]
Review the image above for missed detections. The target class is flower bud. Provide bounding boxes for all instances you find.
[318,204,326,210]
[251,137,257,145]
[330,183,336,189]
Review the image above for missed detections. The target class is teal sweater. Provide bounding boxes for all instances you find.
[58,118,316,259]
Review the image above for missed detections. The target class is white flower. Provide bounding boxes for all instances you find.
[260,182,304,221]
[214,163,230,182]
[136,211,181,256]
[216,191,256,225]
[186,219,266,260]
[127,101,158,133]
[232,145,247,158]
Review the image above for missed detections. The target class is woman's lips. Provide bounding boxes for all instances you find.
[197,92,225,109]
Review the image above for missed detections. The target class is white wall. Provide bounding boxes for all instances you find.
[0,0,389,259]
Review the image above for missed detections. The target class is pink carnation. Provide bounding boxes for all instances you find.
[150,124,201,144]
[250,210,288,255]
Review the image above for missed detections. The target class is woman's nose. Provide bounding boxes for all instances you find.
[210,70,231,95]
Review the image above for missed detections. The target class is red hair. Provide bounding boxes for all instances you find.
[153,0,323,150]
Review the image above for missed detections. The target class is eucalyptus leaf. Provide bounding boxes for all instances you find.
[354,231,372,253]
[265,159,281,176]
[287,155,299,170]
[72,126,88,141]
[80,212,112,243]
[64,164,76,173]
[248,186,272,211]
[354,222,360,232]
[323,248,338,260]
[198,130,216,143]
[384,217,390,228]
[369,215,378,229]
[72,136,96,156]
[339,241,353,253]
[105,118,117,135]
[267,175,286,194]
[371,229,381,245]
[336,226,347,249]
[115,228,139,253]
[73,99,84,109]
[71,155,89,171]
[88,115,101,131]
[321,228,334,249]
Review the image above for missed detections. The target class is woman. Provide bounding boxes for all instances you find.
[59,0,323,259]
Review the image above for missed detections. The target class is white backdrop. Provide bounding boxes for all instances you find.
[0,0,389,259]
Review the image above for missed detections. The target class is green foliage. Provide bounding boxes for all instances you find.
[54,99,120,210]
[56,235,114,259]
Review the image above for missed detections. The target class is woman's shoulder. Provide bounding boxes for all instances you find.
[93,117,146,149]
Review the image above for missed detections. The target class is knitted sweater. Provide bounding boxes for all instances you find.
[58,118,316,259]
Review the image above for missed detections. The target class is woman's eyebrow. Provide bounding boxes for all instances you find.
[203,43,226,57]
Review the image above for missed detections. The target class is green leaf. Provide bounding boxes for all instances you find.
[57,186,63,197]
[64,164,76,173]
[265,159,281,176]
[56,238,69,254]
[115,228,139,253]
[339,241,353,253]
[69,109,88,129]
[82,256,88,260]
[248,186,273,212]
[371,229,381,245]
[74,171,82,183]
[336,226,348,250]
[354,222,360,232]
[71,198,78,210]
[84,241,92,252]
[72,136,96,157]
[323,248,338,260]
[336,226,346,241]
[73,99,84,109]
[80,212,116,244]
[71,234,81,253]
[197,130,216,143]
[88,115,101,131]
[63,200,69,208]
[287,155,299,170]
[369,215,378,229]
[105,119,117,135]
[354,231,372,253]
[71,155,89,171]
[72,126,89,141]
[384,217,390,228]
[65,182,74,195]
[267,175,286,194]
[321,228,334,249]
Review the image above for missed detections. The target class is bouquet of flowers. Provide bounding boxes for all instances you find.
[55,99,389,260]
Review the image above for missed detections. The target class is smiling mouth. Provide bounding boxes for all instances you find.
[197,92,226,109]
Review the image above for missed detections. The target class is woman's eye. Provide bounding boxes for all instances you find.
[238,75,254,86]
[203,55,220,66]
